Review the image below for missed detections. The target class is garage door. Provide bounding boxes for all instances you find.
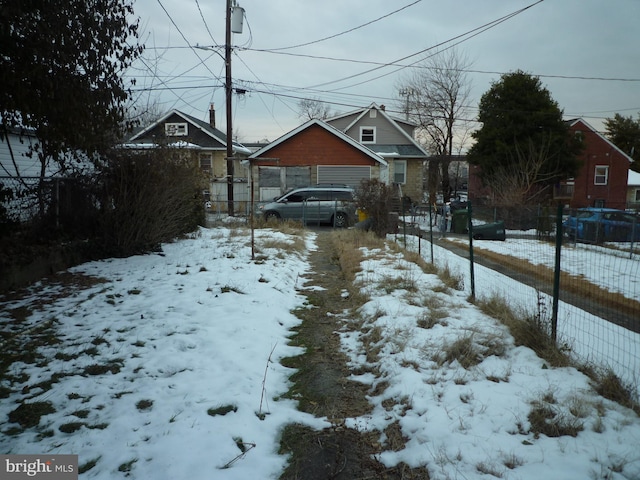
[317,165,371,188]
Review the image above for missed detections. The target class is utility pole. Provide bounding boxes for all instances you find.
[225,0,234,216]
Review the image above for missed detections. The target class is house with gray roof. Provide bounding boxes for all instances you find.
[326,103,429,202]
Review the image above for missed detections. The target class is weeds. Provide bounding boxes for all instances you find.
[528,391,585,438]
[207,404,237,416]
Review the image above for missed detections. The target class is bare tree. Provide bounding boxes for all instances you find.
[297,98,332,121]
[482,136,560,205]
[397,48,473,203]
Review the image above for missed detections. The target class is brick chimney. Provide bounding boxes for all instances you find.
[209,103,216,128]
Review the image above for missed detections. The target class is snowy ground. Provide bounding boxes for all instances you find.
[1,224,639,479]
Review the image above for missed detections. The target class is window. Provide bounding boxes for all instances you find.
[594,166,609,185]
[635,189,640,202]
[199,154,212,171]
[393,160,407,184]
[165,122,188,136]
[360,127,376,143]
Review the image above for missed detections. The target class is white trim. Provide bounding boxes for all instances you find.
[360,126,376,144]
[165,122,188,136]
[569,118,633,163]
[393,159,407,184]
[594,165,609,185]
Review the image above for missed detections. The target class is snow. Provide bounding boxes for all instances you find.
[1,223,639,479]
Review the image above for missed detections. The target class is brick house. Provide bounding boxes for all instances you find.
[468,118,633,209]
[555,118,633,209]
[246,118,386,201]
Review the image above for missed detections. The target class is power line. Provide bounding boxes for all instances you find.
[263,0,423,51]
[194,0,218,45]
[304,0,546,90]
[155,0,219,80]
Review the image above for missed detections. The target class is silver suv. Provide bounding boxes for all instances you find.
[259,185,356,227]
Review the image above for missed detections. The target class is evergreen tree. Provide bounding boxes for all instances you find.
[468,70,582,188]
[604,113,640,171]
[0,0,143,169]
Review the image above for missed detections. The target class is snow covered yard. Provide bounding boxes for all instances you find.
[1,224,639,479]
[0,226,327,479]
[338,239,640,479]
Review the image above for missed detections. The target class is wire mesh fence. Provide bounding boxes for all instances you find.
[398,202,640,398]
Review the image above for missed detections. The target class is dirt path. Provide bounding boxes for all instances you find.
[278,231,429,480]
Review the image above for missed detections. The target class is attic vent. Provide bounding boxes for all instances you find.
[370,109,377,118]
[165,122,188,136]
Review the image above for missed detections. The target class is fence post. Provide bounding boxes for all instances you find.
[630,217,637,259]
[401,199,407,245]
[429,203,434,264]
[551,203,563,342]
[468,200,475,300]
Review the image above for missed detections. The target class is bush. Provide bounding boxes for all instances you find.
[356,179,394,238]
[97,148,205,256]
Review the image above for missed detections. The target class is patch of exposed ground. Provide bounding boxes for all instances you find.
[279,231,429,480]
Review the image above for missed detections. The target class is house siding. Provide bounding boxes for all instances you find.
[344,114,409,145]
[569,120,629,210]
[1,131,59,178]
[404,160,424,202]
[253,124,379,167]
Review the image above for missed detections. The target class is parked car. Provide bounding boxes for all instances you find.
[259,185,356,227]
[563,208,640,243]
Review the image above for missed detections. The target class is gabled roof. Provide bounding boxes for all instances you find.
[125,109,250,155]
[327,103,416,128]
[248,118,388,166]
[628,169,640,186]
[568,118,633,164]
[327,103,429,158]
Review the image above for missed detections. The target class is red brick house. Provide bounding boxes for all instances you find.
[468,118,633,209]
[556,119,632,209]
[246,118,387,201]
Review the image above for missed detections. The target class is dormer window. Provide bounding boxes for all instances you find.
[360,126,376,143]
[165,122,188,136]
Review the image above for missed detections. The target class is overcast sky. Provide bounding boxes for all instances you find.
[127,0,640,144]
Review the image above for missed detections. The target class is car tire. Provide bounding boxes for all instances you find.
[265,211,280,222]
[333,212,348,228]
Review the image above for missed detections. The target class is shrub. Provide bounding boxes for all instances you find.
[97,147,205,256]
[355,179,394,238]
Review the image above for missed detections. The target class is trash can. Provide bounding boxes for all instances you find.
[451,210,469,234]
[472,221,506,241]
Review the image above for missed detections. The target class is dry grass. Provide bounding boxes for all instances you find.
[438,263,464,291]
[400,249,439,275]
[477,294,571,368]
[258,236,306,255]
[528,391,585,438]
[592,369,639,414]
